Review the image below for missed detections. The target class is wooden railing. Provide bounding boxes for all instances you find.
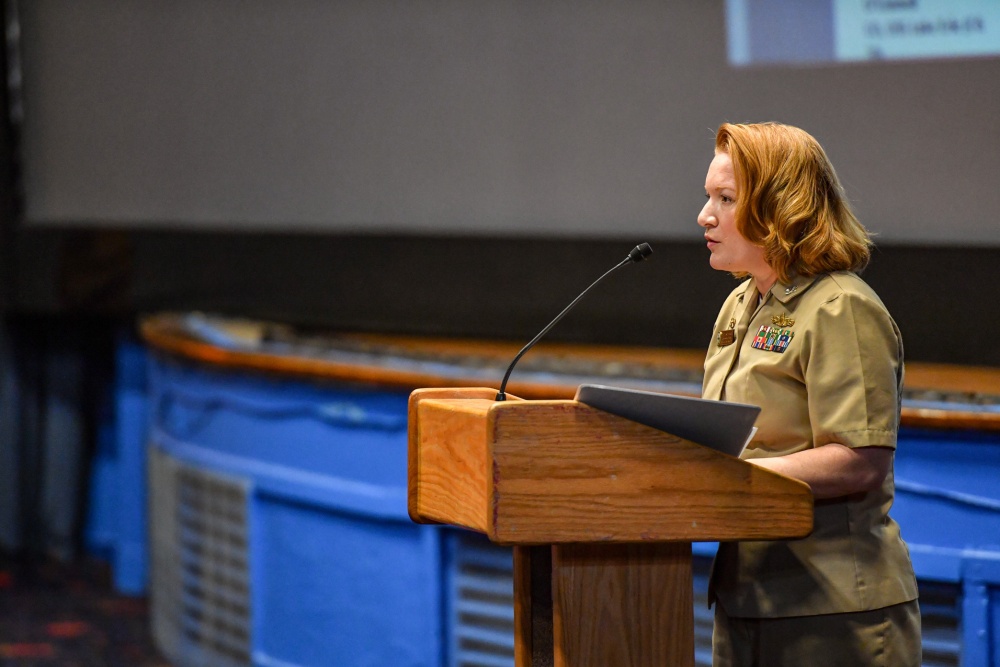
[140,312,1000,432]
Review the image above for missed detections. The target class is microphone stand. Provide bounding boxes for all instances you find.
[495,243,652,401]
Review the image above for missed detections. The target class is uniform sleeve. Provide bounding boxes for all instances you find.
[803,290,903,449]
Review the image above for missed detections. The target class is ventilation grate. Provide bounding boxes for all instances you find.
[918,581,961,667]
[149,447,253,667]
[448,532,516,667]
[692,556,714,667]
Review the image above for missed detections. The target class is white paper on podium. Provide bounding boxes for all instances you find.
[574,383,760,458]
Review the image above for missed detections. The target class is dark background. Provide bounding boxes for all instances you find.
[7,227,998,367]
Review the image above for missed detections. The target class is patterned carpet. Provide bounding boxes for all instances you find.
[0,551,169,667]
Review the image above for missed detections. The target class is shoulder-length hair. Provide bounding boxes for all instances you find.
[715,122,872,282]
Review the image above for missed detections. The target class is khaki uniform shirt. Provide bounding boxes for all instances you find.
[703,271,918,618]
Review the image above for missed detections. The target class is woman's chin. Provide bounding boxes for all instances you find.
[708,255,729,272]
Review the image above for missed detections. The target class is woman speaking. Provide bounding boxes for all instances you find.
[698,122,920,666]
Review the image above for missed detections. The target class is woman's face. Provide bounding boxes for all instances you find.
[697,151,774,285]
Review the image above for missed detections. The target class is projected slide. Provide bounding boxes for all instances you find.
[727,0,1000,66]
[19,1,1000,244]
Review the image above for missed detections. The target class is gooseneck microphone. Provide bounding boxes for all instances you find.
[495,242,652,401]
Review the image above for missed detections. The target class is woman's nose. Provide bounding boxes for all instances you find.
[698,202,714,228]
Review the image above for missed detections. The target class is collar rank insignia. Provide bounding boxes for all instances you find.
[771,313,795,328]
[751,324,794,353]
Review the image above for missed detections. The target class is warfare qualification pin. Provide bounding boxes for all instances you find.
[771,313,795,328]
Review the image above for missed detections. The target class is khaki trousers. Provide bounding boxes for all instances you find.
[713,600,921,667]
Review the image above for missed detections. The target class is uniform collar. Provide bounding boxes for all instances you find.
[736,273,820,305]
[770,273,820,304]
[734,278,755,302]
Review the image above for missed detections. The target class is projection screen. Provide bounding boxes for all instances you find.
[15,0,1000,245]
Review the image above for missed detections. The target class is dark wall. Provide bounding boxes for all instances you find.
[11,228,1000,368]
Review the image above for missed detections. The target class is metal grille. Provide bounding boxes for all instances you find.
[692,556,714,667]
[149,446,253,667]
[919,581,961,667]
[449,532,516,667]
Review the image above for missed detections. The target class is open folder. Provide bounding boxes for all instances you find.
[574,383,760,458]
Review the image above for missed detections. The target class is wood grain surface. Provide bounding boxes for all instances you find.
[552,543,694,667]
[408,391,813,545]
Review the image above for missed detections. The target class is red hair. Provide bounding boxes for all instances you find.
[716,122,872,282]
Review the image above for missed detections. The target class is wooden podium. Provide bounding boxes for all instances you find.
[408,388,813,667]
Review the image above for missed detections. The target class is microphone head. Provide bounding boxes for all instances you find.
[628,242,653,263]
